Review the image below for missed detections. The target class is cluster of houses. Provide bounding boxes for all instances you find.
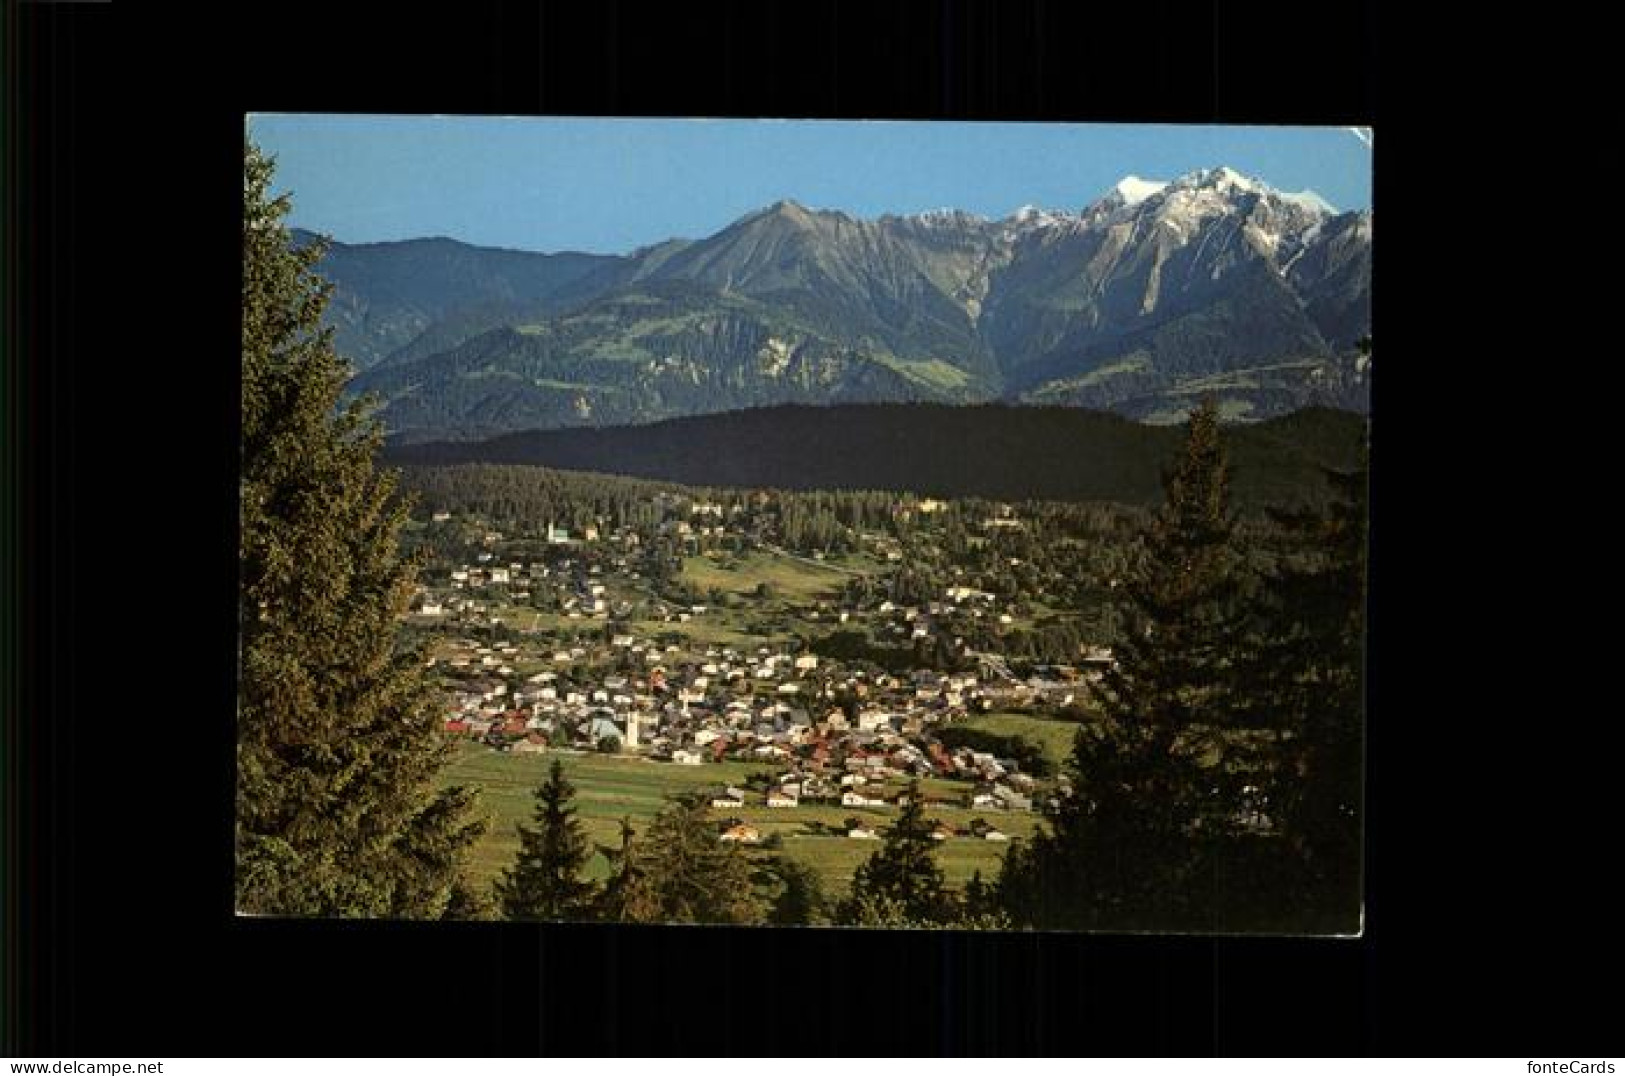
[415,497,1089,653]
[418,548,624,620]
[431,627,1063,816]
[718,814,1012,845]
[412,505,1124,831]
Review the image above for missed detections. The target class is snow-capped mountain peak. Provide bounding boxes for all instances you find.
[1161,166,1337,217]
[1109,175,1169,206]
[1166,165,1268,196]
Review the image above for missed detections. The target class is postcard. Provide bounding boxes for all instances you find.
[239,116,1370,933]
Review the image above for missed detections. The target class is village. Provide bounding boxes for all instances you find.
[403,493,1119,854]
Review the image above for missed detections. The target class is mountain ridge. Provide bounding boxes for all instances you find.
[311,165,1370,439]
[383,402,1367,511]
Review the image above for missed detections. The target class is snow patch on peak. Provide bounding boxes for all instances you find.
[1170,165,1267,195]
[1003,204,1073,231]
[1278,189,1338,216]
[1111,175,1168,205]
[1164,167,1336,217]
[907,207,988,227]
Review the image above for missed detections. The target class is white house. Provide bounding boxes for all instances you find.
[994,785,1032,811]
[857,710,894,732]
[671,748,704,766]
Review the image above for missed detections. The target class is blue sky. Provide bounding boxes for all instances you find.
[248,115,1373,255]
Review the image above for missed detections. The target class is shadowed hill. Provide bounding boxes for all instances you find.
[384,403,1365,510]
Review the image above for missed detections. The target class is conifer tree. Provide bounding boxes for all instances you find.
[494,759,598,921]
[841,782,953,924]
[237,140,485,918]
[631,794,762,924]
[997,398,1246,931]
[961,869,994,920]
[1231,438,1368,931]
[767,857,828,926]
[442,877,498,922]
[593,816,655,923]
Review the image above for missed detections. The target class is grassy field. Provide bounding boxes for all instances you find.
[629,613,792,649]
[438,743,1043,898]
[871,353,974,391]
[440,744,772,885]
[681,551,879,603]
[647,549,892,648]
[957,711,1086,768]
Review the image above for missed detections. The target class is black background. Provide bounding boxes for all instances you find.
[8,0,1597,1058]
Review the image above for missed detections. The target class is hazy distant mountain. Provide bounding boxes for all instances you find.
[321,165,1370,439]
[293,230,619,369]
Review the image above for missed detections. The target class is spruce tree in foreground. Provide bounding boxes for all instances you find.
[237,141,484,917]
[767,857,828,926]
[495,759,597,921]
[961,870,995,920]
[1231,439,1368,932]
[841,782,954,925]
[442,877,498,922]
[593,816,655,923]
[632,794,762,924]
[998,398,1246,931]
